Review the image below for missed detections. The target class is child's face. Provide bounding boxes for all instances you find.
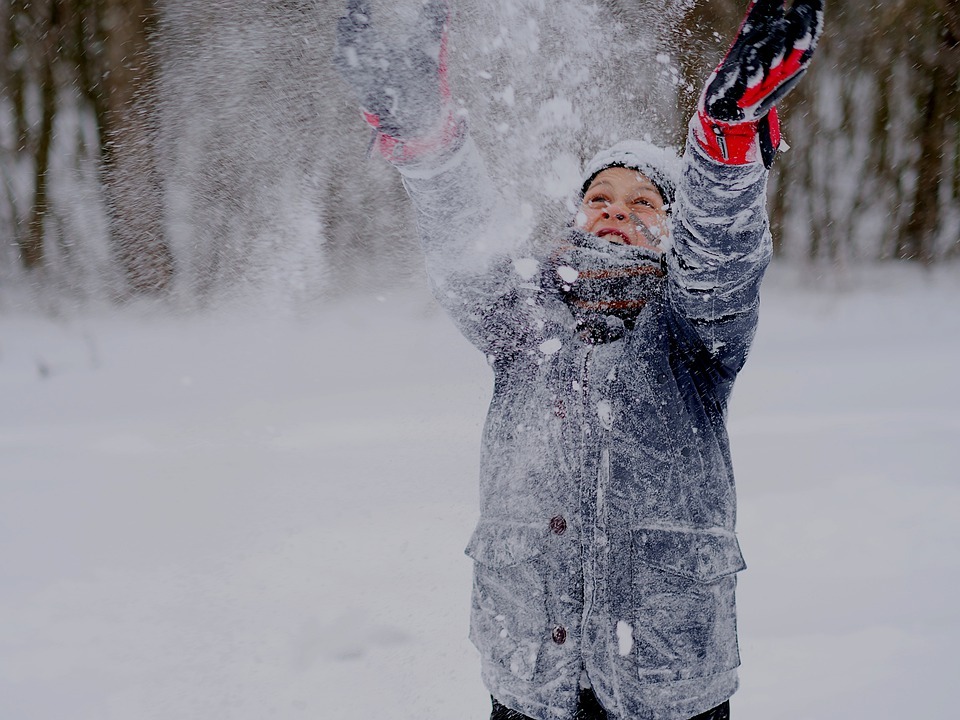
[576,167,669,252]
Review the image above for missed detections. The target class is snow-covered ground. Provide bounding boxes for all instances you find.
[2,263,958,720]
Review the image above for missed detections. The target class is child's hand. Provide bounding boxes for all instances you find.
[692,0,825,167]
[334,0,460,163]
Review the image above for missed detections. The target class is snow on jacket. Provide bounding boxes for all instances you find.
[395,132,771,720]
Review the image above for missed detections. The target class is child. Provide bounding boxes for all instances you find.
[335,2,823,718]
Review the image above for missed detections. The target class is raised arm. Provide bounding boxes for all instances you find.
[335,0,535,357]
[668,0,824,382]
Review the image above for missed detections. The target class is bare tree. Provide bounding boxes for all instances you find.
[4,0,959,308]
[678,0,960,264]
[1,0,60,270]
[98,0,173,294]
[899,0,960,262]
[0,0,166,293]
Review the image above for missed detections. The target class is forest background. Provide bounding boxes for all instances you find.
[3,6,958,716]
[1,0,957,310]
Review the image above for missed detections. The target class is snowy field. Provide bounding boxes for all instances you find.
[2,263,958,720]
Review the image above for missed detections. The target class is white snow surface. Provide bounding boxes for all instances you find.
[2,264,959,720]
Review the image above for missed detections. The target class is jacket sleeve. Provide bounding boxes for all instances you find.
[396,135,544,361]
[666,135,773,386]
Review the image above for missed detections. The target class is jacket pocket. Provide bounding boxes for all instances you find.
[628,527,745,683]
[465,520,548,682]
[632,527,746,582]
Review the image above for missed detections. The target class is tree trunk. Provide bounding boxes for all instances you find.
[20,2,59,269]
[899,13,960,263]
[769,159,787,256]
[22,63,55,268]
[100,0,173,295]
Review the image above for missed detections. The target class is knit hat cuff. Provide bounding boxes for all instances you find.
[579,140,680,208]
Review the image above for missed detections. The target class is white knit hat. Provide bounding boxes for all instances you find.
[580,140,680,208]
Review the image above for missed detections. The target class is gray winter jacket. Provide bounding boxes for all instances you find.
[396,131,771,720]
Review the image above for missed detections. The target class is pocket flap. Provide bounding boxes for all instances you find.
[465,520,546,567]
[633,527,746,582]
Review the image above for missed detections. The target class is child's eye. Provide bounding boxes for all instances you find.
[588,195,609,205]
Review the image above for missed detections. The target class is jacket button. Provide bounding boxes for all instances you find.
[552,625,567,645]
[549,515,567,535]
[553,399,567,418]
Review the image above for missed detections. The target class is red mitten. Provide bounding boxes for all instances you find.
[692,0,824,167]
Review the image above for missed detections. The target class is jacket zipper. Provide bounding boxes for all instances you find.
[579,344,598,652]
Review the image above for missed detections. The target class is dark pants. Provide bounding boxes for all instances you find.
[490,689,730,720]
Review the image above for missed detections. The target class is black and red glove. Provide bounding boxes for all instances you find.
[334,0,461,164]
[693,0,824,167]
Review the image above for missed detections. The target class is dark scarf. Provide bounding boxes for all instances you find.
[545,228,667,344]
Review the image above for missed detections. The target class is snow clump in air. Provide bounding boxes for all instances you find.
[557,265,579,284]
[538,338,562,356]
[616,620,634,656]
[596,400,614,430]
[513,257,539,281]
